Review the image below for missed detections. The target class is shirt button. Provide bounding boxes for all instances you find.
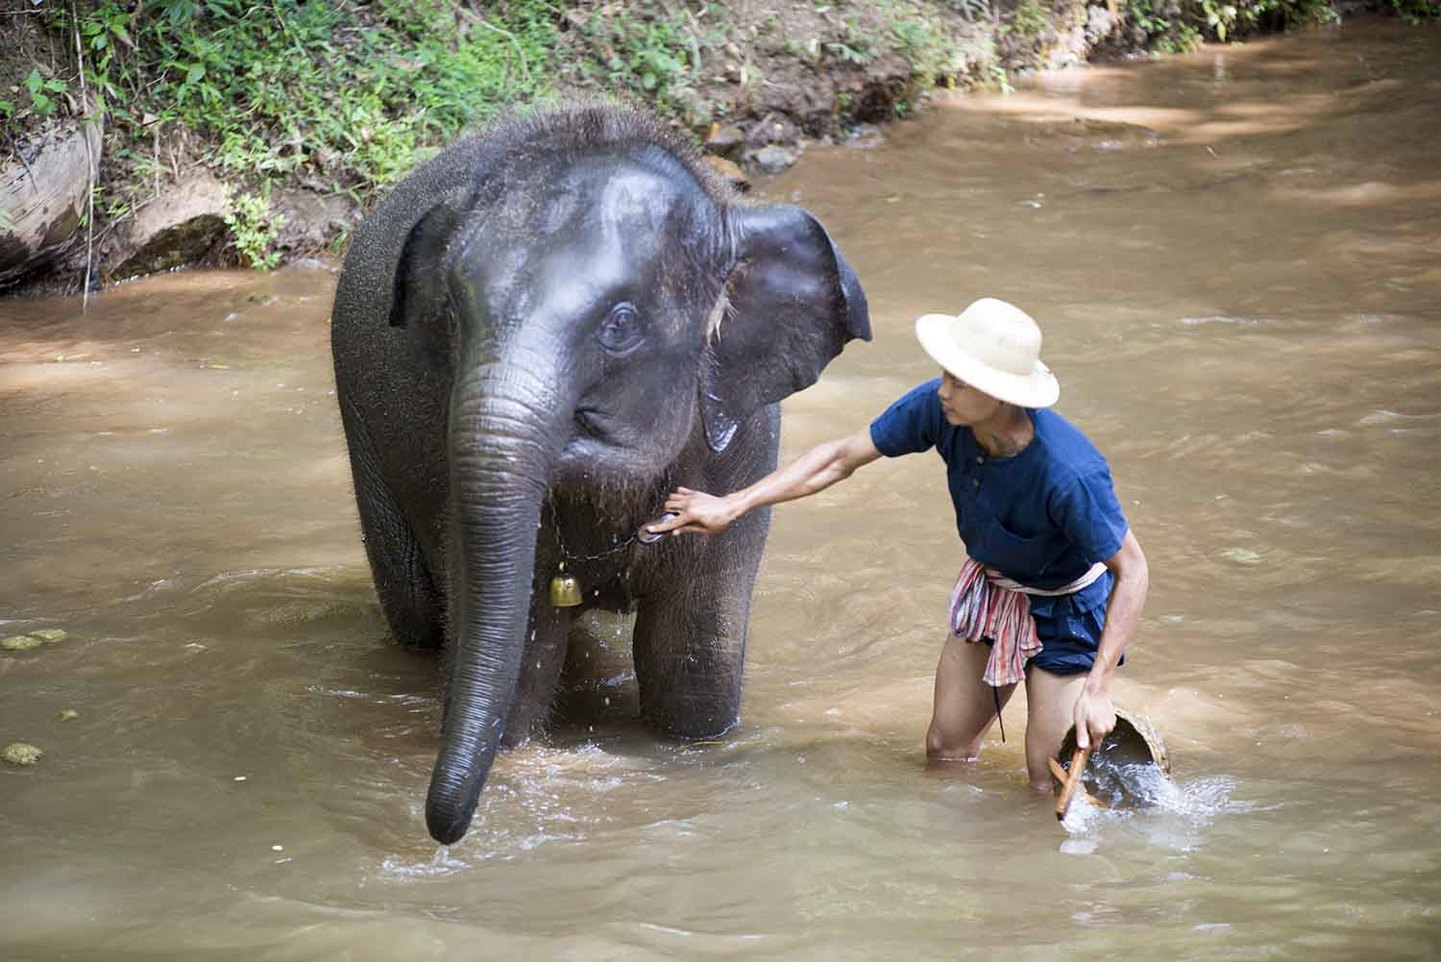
[975,456,984,465]
[972,479,980,489]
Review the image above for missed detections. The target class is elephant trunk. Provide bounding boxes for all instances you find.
[425,353,572,845]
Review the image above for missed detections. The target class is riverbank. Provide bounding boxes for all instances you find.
[1,0,1433,296]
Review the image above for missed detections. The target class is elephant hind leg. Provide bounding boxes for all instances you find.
[343,410,445,650]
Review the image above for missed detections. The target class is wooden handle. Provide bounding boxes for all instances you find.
[1054,745,1092,820]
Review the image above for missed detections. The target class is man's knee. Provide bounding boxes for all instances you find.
[926,723,980,761]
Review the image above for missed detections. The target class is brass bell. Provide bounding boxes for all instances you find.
[550,563,583,608]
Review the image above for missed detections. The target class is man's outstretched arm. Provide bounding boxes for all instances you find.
[648,427,882,537]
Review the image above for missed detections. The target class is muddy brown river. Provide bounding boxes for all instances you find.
[3,20,1439,961]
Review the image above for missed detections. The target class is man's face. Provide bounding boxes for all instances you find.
[935,370,1002,426]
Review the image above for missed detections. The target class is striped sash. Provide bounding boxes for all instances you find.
[948,557,1106,687]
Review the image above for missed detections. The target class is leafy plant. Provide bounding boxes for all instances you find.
[950,0,993,21]
[223,189,284,270]
[1200,0,1239,40]
[23,68,69,117]
[569,1,729,129]
[1386,0,1441,22]
[887,3,953,77]
[1008,0,1049,40]
[1123,0,1205,52]
[1177,0,1340,44]
[983,61,1015,94]
[824,40,873,64]
[55,0,556,210]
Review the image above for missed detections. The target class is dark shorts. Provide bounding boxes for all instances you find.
[1028,590,1123,676]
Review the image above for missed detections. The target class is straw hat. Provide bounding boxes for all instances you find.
[914,297,1060,409]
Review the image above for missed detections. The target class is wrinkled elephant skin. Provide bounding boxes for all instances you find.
[330,104,870,844]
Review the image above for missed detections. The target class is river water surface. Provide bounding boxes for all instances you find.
[3,20,1439,962]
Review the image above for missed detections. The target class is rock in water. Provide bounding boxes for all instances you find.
[751,145,798,175]
[1,635,44,651]
[704,125,746,159]
[0,116,103,289]
[2,743,44,766]
[108,170,232,280]
[702,155,751,193]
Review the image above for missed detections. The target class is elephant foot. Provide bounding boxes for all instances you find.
[640,689,741,741]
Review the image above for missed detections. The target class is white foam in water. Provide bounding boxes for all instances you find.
[382,845,471,878]
[1060,760,1252,851]
[379,744,652,871]
[1059,837,1098,855]
[1178,315,1270,326]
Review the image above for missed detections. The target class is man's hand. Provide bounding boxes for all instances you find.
[1072,686,1116,751]
[647,487,741,537]
[646,430,881,539]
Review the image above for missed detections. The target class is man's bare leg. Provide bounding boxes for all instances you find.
[1023,666,1088,791]
[926,636,1016,761]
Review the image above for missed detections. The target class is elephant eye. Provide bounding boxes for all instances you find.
[597,302,643,355]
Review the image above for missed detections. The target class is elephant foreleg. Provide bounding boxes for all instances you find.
[631,557,758,739]
[501,556,574,745]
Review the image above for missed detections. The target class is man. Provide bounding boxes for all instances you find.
[647,298,1149,792]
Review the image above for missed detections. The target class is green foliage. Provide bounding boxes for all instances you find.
[56,0,557,222]
[884,2,955,81]
[1121,0,1195,51]
[824,39,873,64]
[948,0,993,21]
[569,2,729,129]
[1125,0,1341,49]
[16,0,1429,280]
[1385,0,1440,21]
[831,0,958,97]
[223,189,284,270]
[985,61,1015,94]
[1232,0,1339,32]
[1200,0,1239,41]
[23,68,69,117]
[1007,0,1049,40]
[146,0,552,186]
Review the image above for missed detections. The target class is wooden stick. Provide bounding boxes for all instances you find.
[1055,745,1092,820]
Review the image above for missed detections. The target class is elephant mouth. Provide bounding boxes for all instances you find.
[572,407,635,448]
[563,405,673,483]
[574,407,607,437]
[564,408,623,464]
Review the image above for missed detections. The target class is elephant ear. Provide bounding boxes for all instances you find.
[700,204,872,452]
[388,188,471,330]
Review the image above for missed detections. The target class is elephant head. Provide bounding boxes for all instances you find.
[374,105,869,843]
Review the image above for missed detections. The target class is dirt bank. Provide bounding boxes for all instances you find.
[0,0,1424,297]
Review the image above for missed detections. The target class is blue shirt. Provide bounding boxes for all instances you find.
[869,380,1129,655]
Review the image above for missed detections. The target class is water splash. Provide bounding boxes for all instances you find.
[381,845,471,878]
[1060,761,1253,849]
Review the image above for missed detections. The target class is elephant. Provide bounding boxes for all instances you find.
[330,103,870,844]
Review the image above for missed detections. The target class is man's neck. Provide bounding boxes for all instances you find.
[973,405,1034,458]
